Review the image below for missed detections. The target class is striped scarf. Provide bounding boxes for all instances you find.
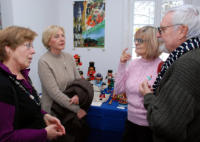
[152,37,200,94]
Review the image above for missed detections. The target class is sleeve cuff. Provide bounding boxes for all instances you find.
[144,93,154,109]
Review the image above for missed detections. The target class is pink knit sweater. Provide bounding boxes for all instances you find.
[114,57,162,126]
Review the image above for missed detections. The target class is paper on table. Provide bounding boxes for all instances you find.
[91,101,102,107]
[117,104,127,109]
[117,106,125,109]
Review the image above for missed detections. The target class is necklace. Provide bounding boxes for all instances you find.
[9,76,41,106]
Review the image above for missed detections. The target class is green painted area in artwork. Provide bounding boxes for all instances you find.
[82,20,105,35]
[96,37,104,46]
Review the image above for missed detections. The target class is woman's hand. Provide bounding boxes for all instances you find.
[44,114,65,134]
[45,124,64,140]
[77,108,87,119]
[69,95,79,105]
[120,48,131,63]
[139,80,153,96]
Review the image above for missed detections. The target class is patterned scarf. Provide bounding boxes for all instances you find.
[152,37,200,94]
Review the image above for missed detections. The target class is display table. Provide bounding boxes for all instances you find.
[85,98,127,142]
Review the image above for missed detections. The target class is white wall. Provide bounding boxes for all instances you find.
[1,0,13,27]
[191,0,200,6]
[1,0,125,93]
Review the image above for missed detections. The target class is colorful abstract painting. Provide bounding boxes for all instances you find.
[73,0,105,48]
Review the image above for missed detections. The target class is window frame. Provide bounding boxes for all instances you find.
[129,0,185,60]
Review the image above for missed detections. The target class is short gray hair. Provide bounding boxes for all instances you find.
[166,5,200,39]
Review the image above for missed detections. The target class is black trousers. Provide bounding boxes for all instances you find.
[121,119,153,142]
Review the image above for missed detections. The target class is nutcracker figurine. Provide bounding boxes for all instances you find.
[87,61,96,81]
[79,70,84,79]
[106,70,114,88]
[73,54,82,71]
[94,73,103,87]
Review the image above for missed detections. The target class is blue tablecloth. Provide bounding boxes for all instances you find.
[85,98,127,142]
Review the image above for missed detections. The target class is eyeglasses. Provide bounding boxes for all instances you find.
[134,38,146,44]
[157,24,182,35]
[23,42,33,49]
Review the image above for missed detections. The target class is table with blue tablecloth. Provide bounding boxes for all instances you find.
[85,98,127,142]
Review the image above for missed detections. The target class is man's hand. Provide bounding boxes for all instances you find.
[139,80,153,96]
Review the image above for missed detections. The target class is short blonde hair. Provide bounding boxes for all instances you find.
[0,26,37,62]
[42,25,65,49]
[134,26,161,60]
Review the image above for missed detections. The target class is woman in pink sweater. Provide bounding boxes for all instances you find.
[114,26,162,142]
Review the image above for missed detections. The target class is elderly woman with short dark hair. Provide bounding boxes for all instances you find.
[0,26,65,142]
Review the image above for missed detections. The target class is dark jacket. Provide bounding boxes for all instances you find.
[0,67,46,142]
[64,78,94,111]
[51,78,94,142]
[144,48,200,142]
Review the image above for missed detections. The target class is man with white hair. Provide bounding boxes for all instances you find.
[139,5,200,142]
